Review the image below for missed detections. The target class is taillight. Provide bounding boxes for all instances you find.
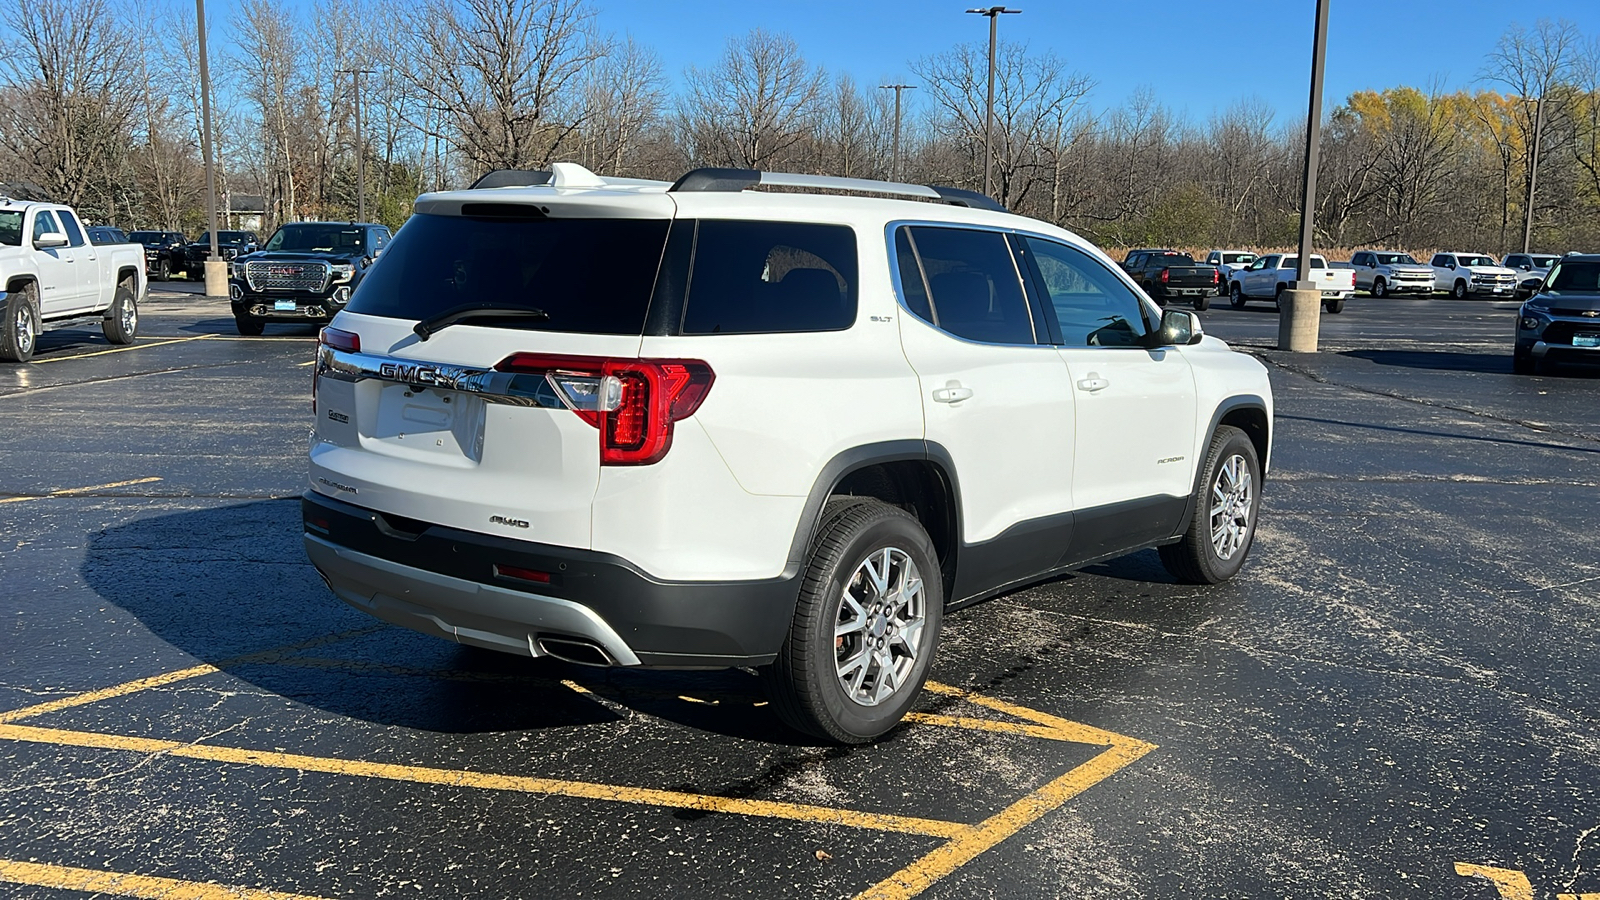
[1212,268,1220,284]
[320,327,359,353]
[1160,269,1170,284]
[494,354,714,466]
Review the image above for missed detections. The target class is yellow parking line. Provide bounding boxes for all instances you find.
[35,335,213,363]
[0,476,163,505]
[0,722,974,839]
[857,737,1156,899]
[0,627,382,724]
[1456,863,1534,899]
[0,858,330,899]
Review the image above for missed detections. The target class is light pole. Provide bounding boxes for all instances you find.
[1282,0,1329,353]
[1522,94,1545,254]
[966,6,1019,199]
[879,83,916,182]
[195,0,226,297]
[338,68,374,222]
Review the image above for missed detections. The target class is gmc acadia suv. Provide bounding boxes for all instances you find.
[303,163,1274,743]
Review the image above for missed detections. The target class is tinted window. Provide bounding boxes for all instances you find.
[1431,255,1449,266]
[906,226,1034,345]
[265,224,365,253]
[1024,237,1149,348]
[57,212,87,246]
[129,231,162,244]
[32,210,59,241]
[0,211,22,247]
[1546,261,1600,292]
[681,221,856,335]
[894,228,934,323]
[347,212,670,335]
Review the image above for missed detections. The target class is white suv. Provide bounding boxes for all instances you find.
[304,163,1274,742]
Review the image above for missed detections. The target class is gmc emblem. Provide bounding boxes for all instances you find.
[379,363,441,385]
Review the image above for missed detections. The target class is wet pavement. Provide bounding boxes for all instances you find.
[0,285,1596,899]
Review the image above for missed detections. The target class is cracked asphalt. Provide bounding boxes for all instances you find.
[0,284,1596,898]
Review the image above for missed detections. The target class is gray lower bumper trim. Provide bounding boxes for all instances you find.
[305,534,642,665]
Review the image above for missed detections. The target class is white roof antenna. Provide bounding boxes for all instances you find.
[549,162,605,189]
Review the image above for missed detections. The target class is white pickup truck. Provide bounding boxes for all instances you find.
[1226,253,1355,313]
[0,199,144,362]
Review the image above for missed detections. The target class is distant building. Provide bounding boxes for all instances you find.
[225,194,265,231]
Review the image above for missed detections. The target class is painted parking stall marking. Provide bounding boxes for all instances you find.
[0,630,1155,899]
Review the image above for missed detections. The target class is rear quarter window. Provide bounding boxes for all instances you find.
[680,221,857,335]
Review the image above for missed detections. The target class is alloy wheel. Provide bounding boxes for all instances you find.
[15,305,34,356]
[834,547,927,707]
[1209,453,1253,560]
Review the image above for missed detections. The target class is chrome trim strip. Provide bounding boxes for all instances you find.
[316,346,569,409]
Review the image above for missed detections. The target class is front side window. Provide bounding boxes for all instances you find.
[680,220,857,335]
[1024,237,1150,348]
[900,226,1035,345]
[32,210,60,242]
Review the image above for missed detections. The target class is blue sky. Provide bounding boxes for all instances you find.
[593,0,1596,125]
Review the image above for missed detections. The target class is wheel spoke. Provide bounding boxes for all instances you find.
[835,594,868,638]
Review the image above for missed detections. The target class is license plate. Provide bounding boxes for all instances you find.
[1575,333,1600,348]
[274,300,296,311]
[1494,286,1507,292]
[1321,290,1341,297]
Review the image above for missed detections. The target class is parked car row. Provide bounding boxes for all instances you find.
[120,228,262,281]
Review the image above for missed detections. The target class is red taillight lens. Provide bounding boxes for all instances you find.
[491,353,714,466]
[320,327,360,352]
[1212,268,1220,284]
[1160,269,1170,284]
[494,564,551,584]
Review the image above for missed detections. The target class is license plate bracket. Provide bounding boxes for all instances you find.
[1574,333,1600,348]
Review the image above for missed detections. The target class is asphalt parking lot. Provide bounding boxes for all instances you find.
[1,283,1597,899]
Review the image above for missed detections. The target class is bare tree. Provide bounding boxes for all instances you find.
[0,0,138,217]
[680,29,824,169]
[576,37,665,176]
[407,0,605,174]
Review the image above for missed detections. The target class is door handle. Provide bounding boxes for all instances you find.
[1077,373,1109,393]
[931,381,973,404]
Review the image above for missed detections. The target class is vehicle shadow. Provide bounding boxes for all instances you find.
[1342,347,1600,377]
[81,501,1175,749]
[178,318,321,338]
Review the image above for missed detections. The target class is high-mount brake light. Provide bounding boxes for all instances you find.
[494,353,715,466]
[319,327,360,353]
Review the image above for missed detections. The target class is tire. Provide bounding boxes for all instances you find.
[1452,280,1468,300]
[1159,425,1262,585]
[762,498,944,744]
[1372,278,1387,298]
[1229,283,1246,309]
[234,314,265,336]
[1324,297,1344,314]
[154,259,169,281]
[1194,294,1211,311]
[101,283,138,345]
[1273,283,1285,311]
[0,285,39,363]
[1512,346,1537,375]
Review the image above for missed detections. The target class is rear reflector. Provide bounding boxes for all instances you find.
[494,564,552,584]
[494,353,714,466]
[319,327,360,352]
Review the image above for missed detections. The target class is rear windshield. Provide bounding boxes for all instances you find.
[346,212,670,335]
[1154,252,1195,264]
[129,231,164,243]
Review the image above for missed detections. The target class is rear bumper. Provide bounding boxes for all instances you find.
[302,491,798,668]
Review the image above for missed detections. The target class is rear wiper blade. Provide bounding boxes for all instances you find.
[413,303,549,341]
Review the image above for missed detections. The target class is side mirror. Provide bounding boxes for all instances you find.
[34,232,68,249]
[1447,262,1456,269]
[1155,309,1204,347]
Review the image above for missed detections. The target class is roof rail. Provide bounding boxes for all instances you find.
[668,167,1007,213]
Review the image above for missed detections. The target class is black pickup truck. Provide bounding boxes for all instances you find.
[228,221,392,334]
[186,230,260,276]
[1121,249,1220,310]
[128,230,189,280]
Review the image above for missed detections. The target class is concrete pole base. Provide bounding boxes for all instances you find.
[1277,287,1322,352]
[203,259,229,299]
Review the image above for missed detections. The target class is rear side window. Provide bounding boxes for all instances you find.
[57,211,88,247]
[347,212,670,335]
[903,226,1034,345]
[680,221,857,335]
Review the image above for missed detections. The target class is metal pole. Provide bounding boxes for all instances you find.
[195,0,226,297]
[355,70,365,222]
[1294,0,1329,287]
[1522,95,1544,254]
[880,84,915,182]
[967,8,1018,199]
[1281,0,1329,353]
[984,12,996,197]
[196,0,217,261]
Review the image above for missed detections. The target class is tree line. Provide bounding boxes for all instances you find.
[2,0,1596,256]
